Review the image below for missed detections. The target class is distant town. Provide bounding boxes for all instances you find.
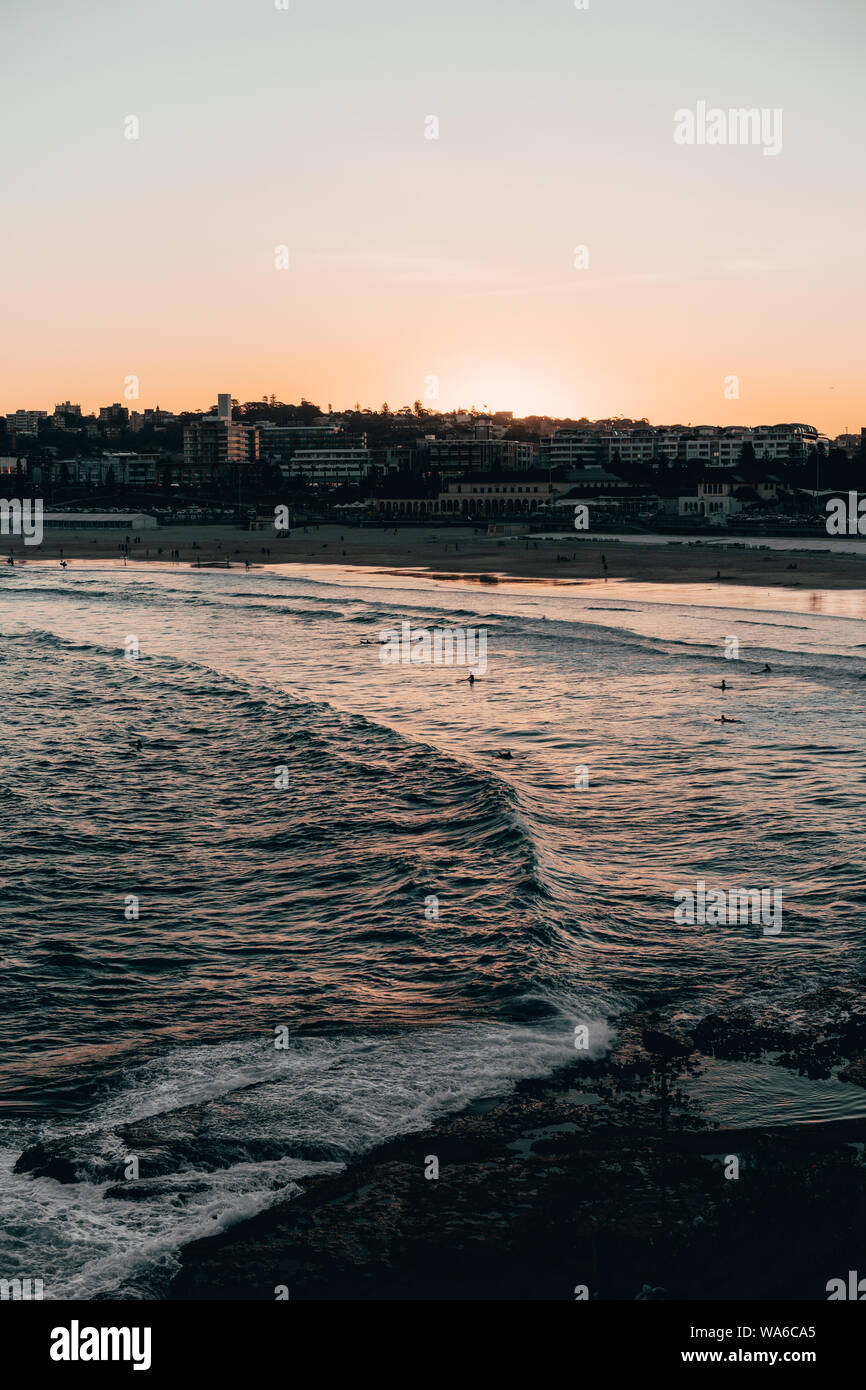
[1,393,863,535]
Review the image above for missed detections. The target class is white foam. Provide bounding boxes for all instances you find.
[0,1010,614,1299]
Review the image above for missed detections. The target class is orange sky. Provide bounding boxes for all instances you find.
[3,0,864,435]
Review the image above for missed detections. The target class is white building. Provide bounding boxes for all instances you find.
[285,449,371,484]
[679,481,742,521]
[41,512,159,529]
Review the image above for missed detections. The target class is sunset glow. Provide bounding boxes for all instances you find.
[2,0,864,432]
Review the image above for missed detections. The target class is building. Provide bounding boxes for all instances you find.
[373,473,567,518]
[102,453,163,487]
[286,449,371,484]
[143,407,176,428]
[98,403,130,430]
[421,437,536,475]
[715,425,829,466]
[539,422,831,472]
[678,479,743,521]
[184,394,259,474]
[41,512,158,529]
[50,402,83,429]
[258,424,366,466]
[834,434,861,454]
[6,410,48,436]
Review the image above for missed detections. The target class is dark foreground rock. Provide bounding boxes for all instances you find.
[169,1016,866,1301]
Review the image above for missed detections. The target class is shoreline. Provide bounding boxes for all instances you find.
[5,523,866,591]
[169,1000,866,1302]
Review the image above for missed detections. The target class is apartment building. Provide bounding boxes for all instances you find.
[285,448,371,484]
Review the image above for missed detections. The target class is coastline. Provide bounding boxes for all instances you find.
[169,1001,866,1302]
[6,522,866,591]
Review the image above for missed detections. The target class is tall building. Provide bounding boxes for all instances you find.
[183,393,259,474]
[98,403,129,429]
[6,409,48,435]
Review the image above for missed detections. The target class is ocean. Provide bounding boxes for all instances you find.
[1,562,865,1298]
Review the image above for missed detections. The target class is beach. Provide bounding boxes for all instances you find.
[7,521,866,590]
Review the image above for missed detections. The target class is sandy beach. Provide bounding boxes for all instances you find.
[6,522,866,590]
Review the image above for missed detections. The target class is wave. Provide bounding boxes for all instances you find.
[0,1011,613,1299]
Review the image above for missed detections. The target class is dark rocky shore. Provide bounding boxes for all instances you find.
[168,993,866,1301]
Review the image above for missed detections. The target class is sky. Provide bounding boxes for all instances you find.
[2,0,865,433]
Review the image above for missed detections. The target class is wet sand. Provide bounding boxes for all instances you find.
[6,522,866,590]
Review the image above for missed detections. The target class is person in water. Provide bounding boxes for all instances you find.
[720,679,728,691]
[716,715,743,723]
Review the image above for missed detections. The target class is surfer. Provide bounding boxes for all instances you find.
[716,715,743,724]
